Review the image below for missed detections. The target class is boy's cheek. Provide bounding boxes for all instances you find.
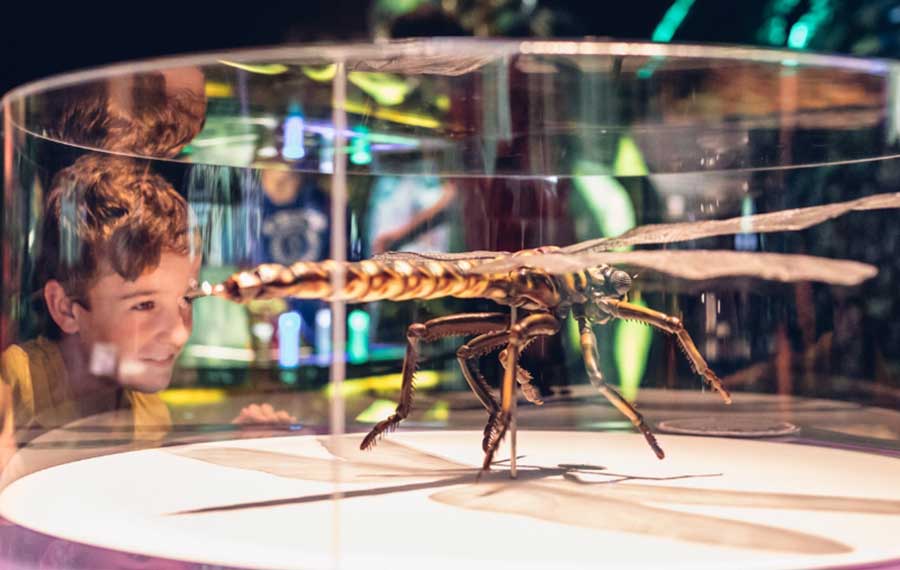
[87,315,146,360]
[108,310,149,336]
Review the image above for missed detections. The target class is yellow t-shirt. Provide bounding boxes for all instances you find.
[0,337,171,439]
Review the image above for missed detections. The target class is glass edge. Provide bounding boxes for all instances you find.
[2,37,897,107]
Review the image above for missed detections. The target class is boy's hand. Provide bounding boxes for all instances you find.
[231,403,297,426]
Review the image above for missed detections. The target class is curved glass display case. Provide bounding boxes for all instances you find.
[2,39,900,569]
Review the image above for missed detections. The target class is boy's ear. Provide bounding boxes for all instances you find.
[44,280,81,335]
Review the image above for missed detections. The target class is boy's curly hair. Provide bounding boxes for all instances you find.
[35,154,193,339]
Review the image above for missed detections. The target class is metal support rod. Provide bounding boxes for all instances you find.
[509,306,517,479]
[329,61,347,570]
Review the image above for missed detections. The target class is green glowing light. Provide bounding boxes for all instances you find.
[348,72,412,107]
[349,310,369,330]
[350,125,373,166]
[280,369,299,385]
[435,95,451,111]
[614,297,653,402]
[759,0,802,45]
[356,399,399,423]
[218,60,289,75]
[348,309,371,363]
[651,0,696,42]
[573,162,637,241]
[638,0,696,78]
[573,153,650,403]
[781,0,833,50]
[325,370,442,397]
[302,65,337,82]
[741,194,754,217]
[378,0,424,16]
[787,21,811,49]
[423,400,450,423]
[567,310,582,355]
[765,17,787,45]
[613,135,649,177]
[343,100,441,129]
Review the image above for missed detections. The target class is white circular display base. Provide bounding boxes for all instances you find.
[2,431,900,570]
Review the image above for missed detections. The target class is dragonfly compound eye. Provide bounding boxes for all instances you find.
[609,269,632,296]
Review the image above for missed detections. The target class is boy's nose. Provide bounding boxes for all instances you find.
[157,306,192,348]
[169,316,191,347]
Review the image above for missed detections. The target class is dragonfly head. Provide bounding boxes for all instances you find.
[587,266,632,298]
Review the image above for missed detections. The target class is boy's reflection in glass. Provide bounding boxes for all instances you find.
[251,161,331,348]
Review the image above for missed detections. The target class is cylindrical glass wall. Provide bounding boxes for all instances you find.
[2,40,900,569]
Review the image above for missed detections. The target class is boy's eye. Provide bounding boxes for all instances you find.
[131,300,155,311]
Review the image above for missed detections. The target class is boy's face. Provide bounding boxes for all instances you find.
[73,252,201,393]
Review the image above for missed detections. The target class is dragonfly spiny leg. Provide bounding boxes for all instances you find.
[480,313,560,477]
[576,314,665,459]
[360,313,508,451]
[456,330,506,451]
[457,331,543,451]
[599,298,732,404]
[499,343,543,406]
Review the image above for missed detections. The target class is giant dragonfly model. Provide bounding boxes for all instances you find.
[201,192,900,473]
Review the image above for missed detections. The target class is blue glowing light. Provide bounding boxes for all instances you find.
[282,115,306,160]
[278,311,302,368]
[315,308,332,356]
[735,195,759,251]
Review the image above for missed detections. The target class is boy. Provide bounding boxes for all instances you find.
[1,153,199,438]
[0,153,296,449]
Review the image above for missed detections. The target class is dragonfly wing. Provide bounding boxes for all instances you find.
[580,250,877,285]
[372,250,508,263]
[563,192,900,254]
[465,253,589,274]
[471,250,877,286]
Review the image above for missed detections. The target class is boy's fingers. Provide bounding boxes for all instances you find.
[230,403,297,426]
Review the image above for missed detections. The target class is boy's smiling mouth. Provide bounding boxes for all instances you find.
[143,355,175,366]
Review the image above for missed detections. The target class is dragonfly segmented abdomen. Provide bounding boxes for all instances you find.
[228,259,497,304]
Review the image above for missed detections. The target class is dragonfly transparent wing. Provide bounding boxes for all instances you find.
[471,250,877,286]
[372,250,509,263]
[563,192,900,254]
